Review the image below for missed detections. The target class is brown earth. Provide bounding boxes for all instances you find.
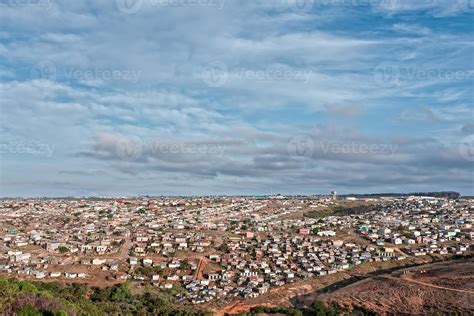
[209,255,473,315]
[295,258,474,315]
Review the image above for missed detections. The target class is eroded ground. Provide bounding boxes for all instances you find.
[294,258,474,315]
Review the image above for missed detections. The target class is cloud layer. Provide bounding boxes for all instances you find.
[0,0,473,196]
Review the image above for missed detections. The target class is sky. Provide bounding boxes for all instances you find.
[0,0,473,197]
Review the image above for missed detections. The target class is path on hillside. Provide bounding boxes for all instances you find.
[119,235,132,259]
[394,276,474,294]
[195,257,207,280]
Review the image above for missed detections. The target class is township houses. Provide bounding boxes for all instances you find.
[0,196,471,304]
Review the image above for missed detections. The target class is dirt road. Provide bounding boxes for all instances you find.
[195,257,207,280]
[119,235,132,259]
[395,276,474,294]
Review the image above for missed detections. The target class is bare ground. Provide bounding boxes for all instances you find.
[295,258,474,315]
[209,255,473,315]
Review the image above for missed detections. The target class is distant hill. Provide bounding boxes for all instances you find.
[342,191,461,199]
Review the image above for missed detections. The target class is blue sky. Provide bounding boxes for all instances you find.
[0,0,473,196]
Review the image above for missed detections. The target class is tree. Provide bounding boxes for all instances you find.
[58,246,69,254]
[219,244,230,253]
[17,305,42,316]
[181,260,191,270]
[310,301,329,315]
[309,300,343,316]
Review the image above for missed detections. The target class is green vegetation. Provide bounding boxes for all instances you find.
[181,260,191,270]
[218,243,230,253]
[242,305,303,316]
[57,246,69,254]
[309,300,345,315]
[303,209,334,219]
[304,204,345,219]
[17,304,68,316]
[0,277,210,315]
[304,204,381,219]
[135,265,163,277]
